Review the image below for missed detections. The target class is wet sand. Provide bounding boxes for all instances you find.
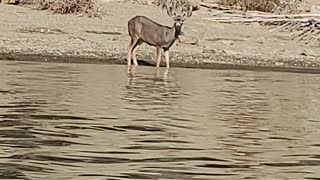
[0,1,320,73]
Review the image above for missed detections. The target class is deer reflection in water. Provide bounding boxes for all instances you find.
[124,68,181,114]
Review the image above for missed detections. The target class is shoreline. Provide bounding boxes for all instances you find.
[2,52,320,74]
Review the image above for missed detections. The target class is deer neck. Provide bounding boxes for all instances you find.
[170,25,181,40]
[163,25,181,49]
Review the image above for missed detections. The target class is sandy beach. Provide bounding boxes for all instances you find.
[0,1,320,73]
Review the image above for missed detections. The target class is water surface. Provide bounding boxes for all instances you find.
[0,61,319,180]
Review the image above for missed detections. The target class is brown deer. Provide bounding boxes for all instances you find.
[127,3,192,69]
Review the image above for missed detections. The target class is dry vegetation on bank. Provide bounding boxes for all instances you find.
[8,0,315,17]
[218,0,280,12]
[205,0,320,46]
[217,0,306,13]
[11,0,319,46]
[18,0,102,17]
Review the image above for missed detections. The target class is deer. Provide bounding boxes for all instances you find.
[127,3,192,69]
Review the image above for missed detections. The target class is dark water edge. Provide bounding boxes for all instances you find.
[1,53,320,74]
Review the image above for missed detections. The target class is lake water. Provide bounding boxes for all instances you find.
[0,60,319,180]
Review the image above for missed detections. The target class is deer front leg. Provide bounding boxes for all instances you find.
[132,39,141,66]
[127,40,133,67]
[127,47,132,67]
[132,49,138,66]
[164,49,170,69]
[156,47,162,68]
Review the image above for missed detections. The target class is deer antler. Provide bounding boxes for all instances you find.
[181,2,192,17]
[158,0,173,16]
[159,0,193,17]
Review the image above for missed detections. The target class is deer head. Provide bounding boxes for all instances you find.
[164,1,192,33]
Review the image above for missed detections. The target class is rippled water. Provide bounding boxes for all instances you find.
[0,60,320,180]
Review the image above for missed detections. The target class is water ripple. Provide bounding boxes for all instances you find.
[0,61,319,179]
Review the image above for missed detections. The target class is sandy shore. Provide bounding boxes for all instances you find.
[0,1,320,73]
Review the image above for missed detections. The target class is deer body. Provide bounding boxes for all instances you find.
[129,16,180,49]
[127,16,183,68]
[127,1,192,69]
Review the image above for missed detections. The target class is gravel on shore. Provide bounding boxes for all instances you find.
[1,1,320,73]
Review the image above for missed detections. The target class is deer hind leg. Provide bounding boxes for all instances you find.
[164,49,170,69]
[156,47,162,68]
[127,37,140,67]
[132,39,142,66]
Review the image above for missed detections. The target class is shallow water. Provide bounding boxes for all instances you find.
[0,61,319,180]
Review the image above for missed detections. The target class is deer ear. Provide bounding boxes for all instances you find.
[183,11,188,18]
[173,11,177,16]
[170,8,178,17]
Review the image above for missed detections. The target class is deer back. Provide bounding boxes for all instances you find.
[128,16,176,48]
